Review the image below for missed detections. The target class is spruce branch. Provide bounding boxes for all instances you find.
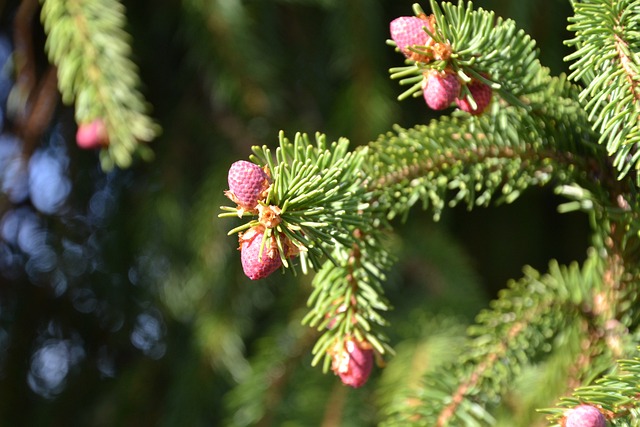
[303,232,394,373]
[543,349,640,426]
[219,0,640,400]
[39,0,160,170]
[388,0,543,108]
[221,52,608,392]
[382,252,608,426]
[565,0,640,181]
[557,181,640,269]
[365,74,601,222]
[220,131,382,274]
[220,132,394,378]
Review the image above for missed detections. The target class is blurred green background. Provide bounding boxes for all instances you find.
[0,0,589,425]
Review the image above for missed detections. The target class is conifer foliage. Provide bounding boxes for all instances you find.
[39,0,160,170]
[219,0,640,425]
[14,0,640,424]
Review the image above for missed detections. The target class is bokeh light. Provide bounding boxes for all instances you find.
[130,309,166,360]
[27,326,85,399]
[28,144,71,215]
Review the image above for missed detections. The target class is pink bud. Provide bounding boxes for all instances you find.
[390,16,433,60]
[226,160,270,209]
[239,226,282,280]
[422,71,461,110]
[565,405,606,427]
[76,119,109,149]
[331,339,374,388]
[455,79,492,115]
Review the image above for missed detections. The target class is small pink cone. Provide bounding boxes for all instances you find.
[390,16,433,59]
[226,161,270,210]
[331,339,374,388]
[422,71,461,110]
[239,227,282,280]
[564,405,606,427]
[455,80,492,115]
[76,119,109,149]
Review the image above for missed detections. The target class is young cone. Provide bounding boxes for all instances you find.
[226,160,270,210]
[422,71,460,110]
[390,16,434,61]
[239,226,282,280]
[330,338,374,388]
[455,79,492,115]
[564,405,606,427]
[76,119,109,149]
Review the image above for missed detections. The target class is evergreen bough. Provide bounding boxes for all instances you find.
[217,0,640,424]
[19,0,640,423]
[39,0,160,170]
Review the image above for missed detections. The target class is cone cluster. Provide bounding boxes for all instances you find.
[225,160,299,280]
[390,14,493,115]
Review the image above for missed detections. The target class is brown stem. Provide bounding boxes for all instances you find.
[13,0,38,100]
[613,28,640,107]
[20,66,60,155]
[13,1,60,156]
[436,321,524,426]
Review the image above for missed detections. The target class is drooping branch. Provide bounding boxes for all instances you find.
[565,0,640,180]
[39,0,160,169]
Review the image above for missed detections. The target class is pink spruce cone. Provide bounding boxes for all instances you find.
[227,160,270,209]
[390,16,433,60]
[455,79,492,115]
[422,71,461,110]
[239,226,282,280]
[564,405,606,427]
[76,119,109,149]
[331,339,374,388]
